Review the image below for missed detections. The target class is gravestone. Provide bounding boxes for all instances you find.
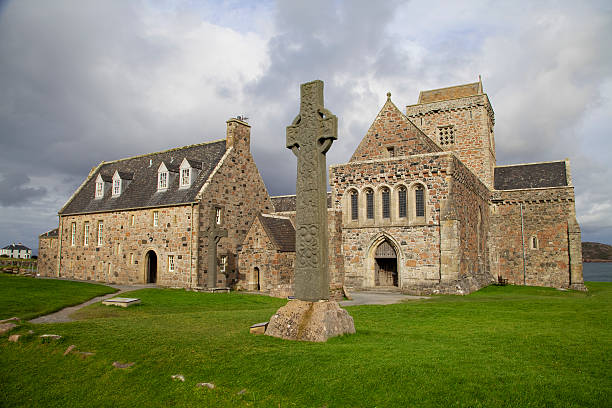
[265,80,355,342]
[207,207,228,289]
[102,297,141,307]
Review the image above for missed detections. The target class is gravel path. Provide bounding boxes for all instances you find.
[29,282,154,324]
[339,291,428,306]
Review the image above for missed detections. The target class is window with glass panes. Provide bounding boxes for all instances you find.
[415,186,425,217]
[366,190,374,219]
[350,191,358,220]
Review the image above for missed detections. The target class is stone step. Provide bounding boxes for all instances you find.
[356,286,403,293]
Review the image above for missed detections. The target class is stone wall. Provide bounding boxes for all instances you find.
[331,152,452,293]
[406,94,496,188]
[442,155,493,293]
[57,204,197,286]
[195,119,273,288]
[349,98,440,162]
[489,186,584,289]
[37,235,58,277]
[237,215,295,297]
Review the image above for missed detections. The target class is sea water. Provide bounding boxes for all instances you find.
[582,262,612,282]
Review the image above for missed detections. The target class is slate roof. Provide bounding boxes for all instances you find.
[494,161,568,190]
[258,215,296,252]
[418,82,482,104]
[3,243,31,251]
[60,140,227,215]
[270,193,332,212]
[39,228,59,238]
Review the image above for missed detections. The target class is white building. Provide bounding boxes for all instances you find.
[1,243,32,259]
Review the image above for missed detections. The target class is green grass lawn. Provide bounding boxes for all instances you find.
[0,281,610,407]
[0,274,117,320]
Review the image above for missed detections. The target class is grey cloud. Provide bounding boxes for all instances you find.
[0,171,46,206]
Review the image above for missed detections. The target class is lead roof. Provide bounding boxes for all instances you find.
[494,161,568,190]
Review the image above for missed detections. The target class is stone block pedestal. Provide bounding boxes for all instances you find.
[265,299,355,342]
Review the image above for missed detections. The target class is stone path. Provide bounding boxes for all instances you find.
[339,291,428,306]
[29,282,155,324]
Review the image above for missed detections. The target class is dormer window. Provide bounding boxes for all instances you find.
[113,178,121,196]
[179,158,201,189]
[111,170,132,197]
[94,173,110,199]
[158,172,168,190]
[95,180,103,198]
[181,168,190,187]
[157,162,178,191]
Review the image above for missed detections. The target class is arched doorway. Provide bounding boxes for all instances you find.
[145,250,157,283]
[254,267,260,291]
[375,240,397,287]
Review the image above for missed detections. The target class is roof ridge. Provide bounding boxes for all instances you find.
[102,138,226,165]
[495,160,566,168]
[420,81,480,94]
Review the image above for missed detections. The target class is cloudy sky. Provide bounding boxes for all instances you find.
[0,0,611,253]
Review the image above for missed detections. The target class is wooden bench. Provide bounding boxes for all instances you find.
[495,276,508,286]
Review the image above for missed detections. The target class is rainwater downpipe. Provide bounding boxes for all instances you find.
[189,203,194,289]
[519,203,526,285]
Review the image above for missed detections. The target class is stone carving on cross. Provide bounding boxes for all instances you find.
[207,206,228,288]
[286,80,338,301]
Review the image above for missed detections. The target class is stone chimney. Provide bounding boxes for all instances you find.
[226,117,251,151]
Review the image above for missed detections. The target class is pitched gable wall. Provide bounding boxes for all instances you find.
[237,215,295,297]
[349,99,442,162]
[195,119,274,288]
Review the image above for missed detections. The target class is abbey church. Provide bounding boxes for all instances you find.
[38,79,586,295]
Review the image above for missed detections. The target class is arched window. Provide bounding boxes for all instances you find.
[415,185,425,218]
[365,189,374,220]
[398,186,407,218]
[350,190,358,221]
[382,188,390,219]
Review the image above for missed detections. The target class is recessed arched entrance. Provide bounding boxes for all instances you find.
[254,267,260,291]
[145,250,157,284]
[374,240,398,287]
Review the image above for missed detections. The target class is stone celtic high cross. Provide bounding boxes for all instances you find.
[286,80,337,301]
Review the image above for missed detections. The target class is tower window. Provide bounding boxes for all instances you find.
[387,147,395,158]
[168,255,175,272]
[531,235,539,250]
[438,125,455,146]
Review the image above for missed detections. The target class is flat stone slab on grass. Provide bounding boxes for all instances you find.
[102,297,141,308]
[112,361,135,369]
[39,334,62,340]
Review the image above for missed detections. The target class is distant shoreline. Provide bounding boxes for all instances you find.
[583,259,612,263]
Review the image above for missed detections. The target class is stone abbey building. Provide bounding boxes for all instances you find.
[38,79,586,295]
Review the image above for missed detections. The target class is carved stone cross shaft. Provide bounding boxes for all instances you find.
[207,207,228,288]
[286,80,337,301]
